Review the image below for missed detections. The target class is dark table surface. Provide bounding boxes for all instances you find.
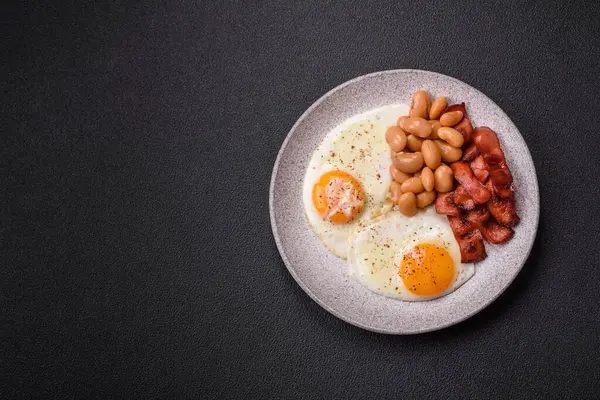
[4,1,600,399]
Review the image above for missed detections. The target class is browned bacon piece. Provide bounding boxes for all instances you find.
[451,162,491,204]
[487,193,520,228]
[456,229,487,262]
[447,204,491,262]
[448,216,472,237]
[453,185,476,211]
[485,180,520,227]
[471,155,489,183]
[448,206,490,237]
[435,192,461,216]
[444,103,474,145]
[481,219,514,244]
[466,206,491,227]
[474,127,513,198]
[462,143,479,162]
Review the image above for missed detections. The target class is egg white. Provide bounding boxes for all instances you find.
[347,208,475,301]
[303,104,409,258]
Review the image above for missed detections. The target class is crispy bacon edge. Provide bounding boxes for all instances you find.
[448,206,490,237]
[485,180,520,228]
[462,143,479,162]
[480,219,514,244]
[471,155,489,183]
[474,127,513,198]
[453,185,476,211]
[435,192,461,216]
[456,229,487,263]
[451,162,491,204]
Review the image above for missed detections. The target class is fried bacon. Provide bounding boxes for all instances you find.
[444,103,474,145]
[448,216,472,237]
[470,155,489,183]
[440,183,508,262]
[435,192,461,216]
[456,229,487,262]
[466,206,491,227]
[474,127,513,198]
[448,206,490,237]
[484,179,519,227]
[451,162,491,204]
[481,219,514,244]
[447,202,493,262]
[453,185,476,211]
[430,106,518,260]
[462,143,479,162]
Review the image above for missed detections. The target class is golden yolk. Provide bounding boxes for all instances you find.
[312,170,365,224]
[399,244,455,296]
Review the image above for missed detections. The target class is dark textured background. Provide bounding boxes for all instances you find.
[3,1,600,398]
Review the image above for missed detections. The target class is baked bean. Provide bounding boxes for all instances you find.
[401,177,424,194]
[435,140,463,162]
[434,164,454,192]
[409,90,431,119]
[438,127,464,148]
[440,110,464,127]
[393,152,424,173]
[385,126,407,152]
[390,181,403,203]
[429,120,441,139]
[396,115,408,130]
[416,190,436,208]
[406,135,424,152]
[397,192,418,216]
[404,117,432,138]
[429,96,447,120]
[420,167,435,192]
[421,140,442,169]
[389,164,411,183]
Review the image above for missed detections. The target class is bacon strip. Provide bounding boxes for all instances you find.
[435,192,461,216]
[487,193,520,227]
[451,162,491,204]
[453,185,476,211]
[485,180,520,227]
[462,143,479,162]
[474,127,513,198]
[470,155,489,183]
[466,206,491,227]
[456,229,487,262]
[448,216,472,237]
[481,219,514,244]
[447,206,490,237]
[444,103,474,145]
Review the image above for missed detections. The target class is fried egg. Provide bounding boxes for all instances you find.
[303,104,409,258]
[347,208,475,301]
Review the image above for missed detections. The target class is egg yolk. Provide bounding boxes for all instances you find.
[399,244,455,296]
[312,170,365,224]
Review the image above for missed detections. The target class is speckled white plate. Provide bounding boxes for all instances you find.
[269,70,539,334]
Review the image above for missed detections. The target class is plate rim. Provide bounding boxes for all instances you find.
[269,69,540,334]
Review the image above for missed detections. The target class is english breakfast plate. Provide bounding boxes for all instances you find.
[269,70,539,334]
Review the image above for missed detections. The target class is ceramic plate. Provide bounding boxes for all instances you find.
[269,70,539,334]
